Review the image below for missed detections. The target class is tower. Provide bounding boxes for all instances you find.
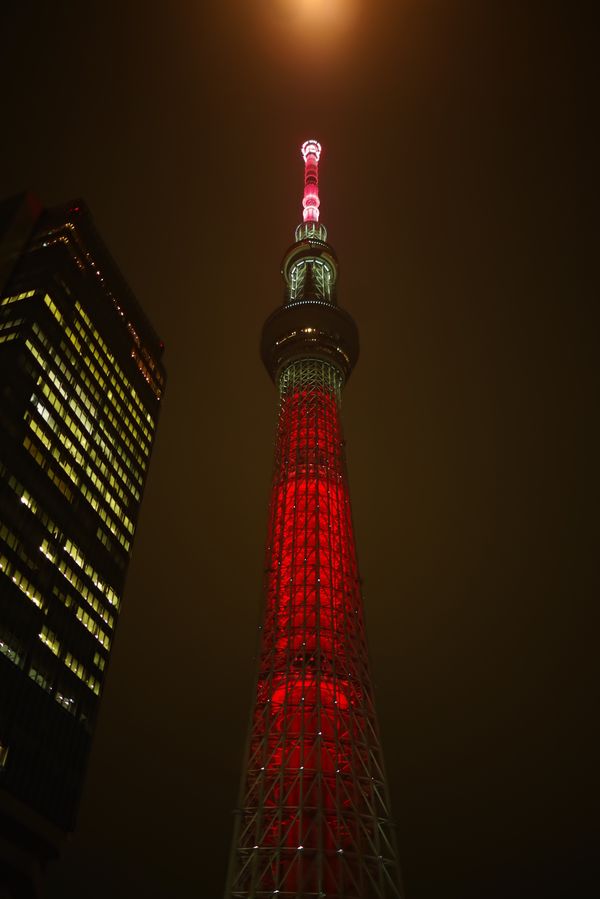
[225,143,402,899]
[0,194,165,894]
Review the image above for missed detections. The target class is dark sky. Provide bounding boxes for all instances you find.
[1,2,596,897]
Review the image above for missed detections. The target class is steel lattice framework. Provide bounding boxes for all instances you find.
[225,143,402,899]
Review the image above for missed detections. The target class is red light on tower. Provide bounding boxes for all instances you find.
[301,139,322,223]
[225,142,402,899]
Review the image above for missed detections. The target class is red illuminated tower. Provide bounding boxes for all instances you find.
[225,142,402,899]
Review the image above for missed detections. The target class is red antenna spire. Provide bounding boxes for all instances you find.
[301,139,322,223]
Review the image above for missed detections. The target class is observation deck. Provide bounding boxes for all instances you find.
[261,141,359,382]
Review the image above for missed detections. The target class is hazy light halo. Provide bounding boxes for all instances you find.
[267,0,360,40]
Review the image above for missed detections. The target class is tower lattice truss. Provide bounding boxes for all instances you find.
[226,142,402,899]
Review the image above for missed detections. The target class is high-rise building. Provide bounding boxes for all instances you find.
[225,143,402,898]
[0,194,165,896]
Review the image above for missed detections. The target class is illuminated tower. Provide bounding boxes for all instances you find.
[225,143,402,899]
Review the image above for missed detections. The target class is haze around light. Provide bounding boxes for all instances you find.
[286,0,359,27]
[261,0,361,61]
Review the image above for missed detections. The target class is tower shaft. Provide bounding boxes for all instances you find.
[225,144,401,899]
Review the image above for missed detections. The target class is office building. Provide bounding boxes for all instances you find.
[0,194,165,896]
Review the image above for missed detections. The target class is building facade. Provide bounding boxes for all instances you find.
[0,194,165,896]
[224,143,402,898]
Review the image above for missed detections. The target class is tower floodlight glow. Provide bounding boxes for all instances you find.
[224,142,403,899]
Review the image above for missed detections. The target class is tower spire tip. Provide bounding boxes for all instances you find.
[301,139,322,162]
[301,139,322,223]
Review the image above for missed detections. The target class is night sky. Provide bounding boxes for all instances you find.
[1,2,596,897]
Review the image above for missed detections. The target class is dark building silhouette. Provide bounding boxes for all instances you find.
[225,143,402,898]
[0,194,166,896]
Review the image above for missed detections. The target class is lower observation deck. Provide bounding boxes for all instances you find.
[261,300,359,383]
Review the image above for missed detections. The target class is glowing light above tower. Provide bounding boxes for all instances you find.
[301,139,322,223]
